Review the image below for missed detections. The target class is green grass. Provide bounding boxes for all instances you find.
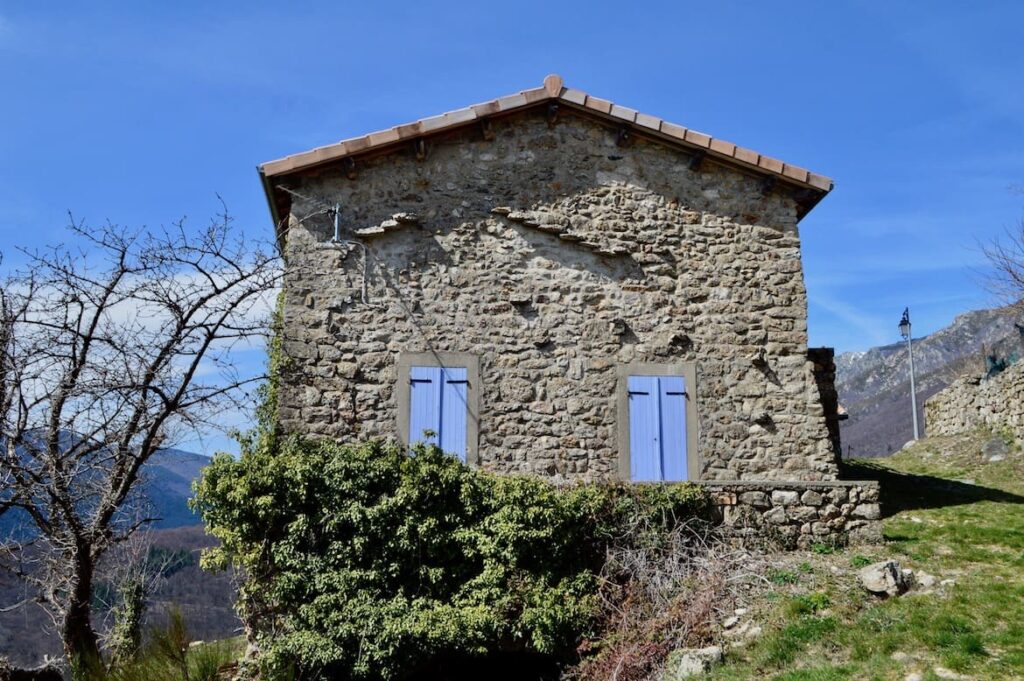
[73,612,244,681]
[709,429,1024,680]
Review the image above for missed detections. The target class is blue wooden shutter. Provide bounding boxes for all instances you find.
[409,365,468,463]
[439,367,468,463]
[628,375,689,482]
[628,376,662,481]
[409,366,442,447]
[659,376,688,481]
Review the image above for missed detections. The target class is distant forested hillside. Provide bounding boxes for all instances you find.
[0,448,238,666]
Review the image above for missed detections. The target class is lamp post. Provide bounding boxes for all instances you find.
[899,307,920,441]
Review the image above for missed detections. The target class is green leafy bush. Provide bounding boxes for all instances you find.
[786,592,832,616]
[768,569,799,585]
[849,554,873,568]
[193,437,709,680]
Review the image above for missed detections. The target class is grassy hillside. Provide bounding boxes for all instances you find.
[709,429,1024,680]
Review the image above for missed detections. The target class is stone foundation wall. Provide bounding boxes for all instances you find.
[707,480,882,548]
[925,361,1024,442]
[279,110,837,482]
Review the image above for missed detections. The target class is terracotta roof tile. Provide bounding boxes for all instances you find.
[635,112,662,131]
[260,75,833,214]
[345,136,371,154]
[807,172,833,191]
[709,138,736,156]
[609,104,639,122]
[659,121,688,140]
[583,95,613,114]
[521,87,549,104]
[497,93,528,111]
[782,163,810,183]
[419,114,450,133]
[684,129,712,148]
[560,88,587,105]
[394,121,422,139]
[471,100,501,117]
[758,155,785,174]
[733,147,759,165]
[367,128,401,146]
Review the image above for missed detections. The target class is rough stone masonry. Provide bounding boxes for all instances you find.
[926,359,1024,443]
[263,79,879,545]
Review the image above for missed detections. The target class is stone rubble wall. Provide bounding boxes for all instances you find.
[278,110,838,482]
[925,360,1024,442]
[707,481,882,548]
[808,347,842,464]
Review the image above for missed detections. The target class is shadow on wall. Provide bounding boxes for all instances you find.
[841,460,1024,519]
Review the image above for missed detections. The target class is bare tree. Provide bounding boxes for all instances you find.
[0,210,281,666]
[983,214,1024,306]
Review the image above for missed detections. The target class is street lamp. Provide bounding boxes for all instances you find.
[899,307,920,441]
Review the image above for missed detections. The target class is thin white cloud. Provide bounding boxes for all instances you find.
[809,293,889,347]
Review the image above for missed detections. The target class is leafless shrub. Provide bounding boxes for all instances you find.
[982,214,1024,308]
[570,519,767,681]
[96,528,183,664]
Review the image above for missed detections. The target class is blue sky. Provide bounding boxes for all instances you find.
[1,1,1022,454]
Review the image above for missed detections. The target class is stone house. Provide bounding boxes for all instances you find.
[260,76,880,545]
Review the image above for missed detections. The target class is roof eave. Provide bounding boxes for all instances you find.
[259,75,833,223]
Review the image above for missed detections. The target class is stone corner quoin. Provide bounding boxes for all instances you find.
[264,87,878,546]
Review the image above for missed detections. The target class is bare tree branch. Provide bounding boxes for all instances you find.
[0,210,283,663]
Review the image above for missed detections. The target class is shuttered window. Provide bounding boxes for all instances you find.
[408,365,469,462]
[627,375,688,481]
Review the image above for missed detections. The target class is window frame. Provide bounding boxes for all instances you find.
[616,361,700,482]
[396,351,481,466]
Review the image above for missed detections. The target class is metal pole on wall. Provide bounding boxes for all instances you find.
[899,307,920,441]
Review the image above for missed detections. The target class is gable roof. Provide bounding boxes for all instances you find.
[259,75,833,228]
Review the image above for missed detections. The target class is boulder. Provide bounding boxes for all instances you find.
[859,560,912,597]
[663,646,724,679]
[916,571,937,589]
[982,437,1010,462]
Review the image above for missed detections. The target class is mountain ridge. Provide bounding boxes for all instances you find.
[0,445,209,538]
[836,304,1024,457]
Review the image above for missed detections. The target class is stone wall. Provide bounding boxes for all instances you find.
[925,360,1024,442]
[808,347,842,463]
[278,109,838,482]
[707,481,882,548]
